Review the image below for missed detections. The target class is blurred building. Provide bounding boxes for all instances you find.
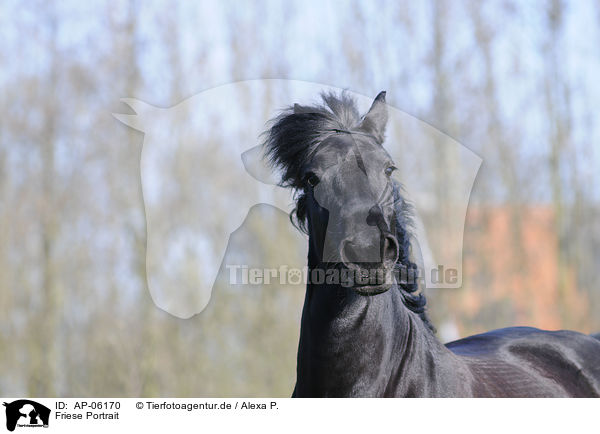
[460,205,588,332]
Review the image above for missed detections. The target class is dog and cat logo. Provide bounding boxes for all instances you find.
[3,400,50,431]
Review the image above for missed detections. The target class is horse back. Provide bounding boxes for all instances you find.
[445,326,600,397]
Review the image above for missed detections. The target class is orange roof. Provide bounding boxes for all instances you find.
[458,205,588,332]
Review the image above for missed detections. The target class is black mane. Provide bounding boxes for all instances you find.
[263,92,434,331]
[264,91,362,190]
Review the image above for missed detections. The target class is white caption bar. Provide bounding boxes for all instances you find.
[0,398,596,433]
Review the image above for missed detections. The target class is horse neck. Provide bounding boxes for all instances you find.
[294,242,462,397]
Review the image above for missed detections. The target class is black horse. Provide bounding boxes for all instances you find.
[263,90,600,397]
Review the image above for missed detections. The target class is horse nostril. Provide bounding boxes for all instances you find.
[383,235,399,266]
[366,204,383,227]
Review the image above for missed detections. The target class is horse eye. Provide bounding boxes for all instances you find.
[306,173,320,187]
[385,166,397,177]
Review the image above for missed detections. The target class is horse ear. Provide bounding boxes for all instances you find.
[293,103,302,114]
[359,91,388,142]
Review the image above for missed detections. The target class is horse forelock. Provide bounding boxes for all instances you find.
[263,91,361,189]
